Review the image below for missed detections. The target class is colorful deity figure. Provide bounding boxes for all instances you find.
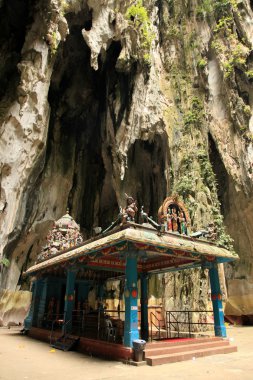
[179,211,187,235]
[158,196,191,236]
[167,208,173,232]
[171,207,179,232]
[122,194,138,223]
[206,223,217,241]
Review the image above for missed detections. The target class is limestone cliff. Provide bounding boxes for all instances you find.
[0,0,252,317]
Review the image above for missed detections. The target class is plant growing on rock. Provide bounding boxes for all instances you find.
[125,0,155,65]
[213,0,237,19]
[197,58,207,69]
[183,97,204,130]
[0,257,10,272]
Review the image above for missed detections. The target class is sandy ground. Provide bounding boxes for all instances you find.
[0,326,253,380]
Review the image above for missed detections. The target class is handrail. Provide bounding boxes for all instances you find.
[150,311,162,341]
[49,313,64,345]
[166,311,180,338]
[166,310,214,338]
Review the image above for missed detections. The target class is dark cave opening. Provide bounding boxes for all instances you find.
[0,0,34,102]
[46,12,137,234]
[208,133,229,216]
[124,136,168,221]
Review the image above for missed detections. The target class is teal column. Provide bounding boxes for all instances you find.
[63,269,77,333]
[24,278,43,329]
[209,264,226,337]
[37,278,48,327]
[140,273,149,341]
[124,252,139,347]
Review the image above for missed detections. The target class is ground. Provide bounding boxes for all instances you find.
[0,326,253,380]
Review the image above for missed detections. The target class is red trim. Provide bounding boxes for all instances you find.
[28,327,133,361]
[78,337,133,360]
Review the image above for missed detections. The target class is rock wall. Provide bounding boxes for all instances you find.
[0,288,31,326]
[0,0,252,316]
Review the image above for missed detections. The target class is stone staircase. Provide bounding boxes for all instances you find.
[144,337,237,366]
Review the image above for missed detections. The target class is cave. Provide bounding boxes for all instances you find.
[42,9,168,236]
[208,133,229,216]
[123,137,169,220]
[0,0,33,104]
[0,0,252,329]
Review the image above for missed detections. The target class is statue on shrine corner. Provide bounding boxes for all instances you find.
[179,211,187,235]
[171,207,179,232]
[122,193,138,223]
[167,208,173,232]
[206,223,217,241]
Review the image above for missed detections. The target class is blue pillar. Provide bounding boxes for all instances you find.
[141,273,149,341]
[124,253,139,347]
[37,278,48,327]
[24,278,44,330]
[63,269,77,333]
[209,264,226,337]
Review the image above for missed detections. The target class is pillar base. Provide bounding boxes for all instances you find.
[214,325,227,338]
[124,330,140,348]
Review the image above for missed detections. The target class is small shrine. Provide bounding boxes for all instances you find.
[158,195,191,235]
[23,196,239,363]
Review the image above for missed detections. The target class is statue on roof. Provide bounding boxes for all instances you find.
[122,193,138,223]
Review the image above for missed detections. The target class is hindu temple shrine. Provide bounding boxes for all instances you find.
[23,196,239,365]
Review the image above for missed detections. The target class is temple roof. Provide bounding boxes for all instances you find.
[24,223,239,277]
[54,210,80,231]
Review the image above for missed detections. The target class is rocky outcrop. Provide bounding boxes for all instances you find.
[0,0,252,316]
[0,288,31,326]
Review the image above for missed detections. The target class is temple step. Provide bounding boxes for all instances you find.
[145,336,222,349]
[144,339,237,366]
[144,340,229,357]
[51,335,80,351]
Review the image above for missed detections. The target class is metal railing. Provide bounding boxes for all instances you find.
[166,310,214,338]
[49,313,64,345]
[150,312,164,341]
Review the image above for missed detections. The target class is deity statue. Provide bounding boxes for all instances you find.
[206,223,217,241]
[167,208,173,232]
[171,207,178,232]
[179,211,187,235]
[122,194,138,223]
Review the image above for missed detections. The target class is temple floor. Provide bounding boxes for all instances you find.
[0,326,252,379]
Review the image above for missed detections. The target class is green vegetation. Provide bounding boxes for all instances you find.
[125,0,155,64]
[183,97,204,130]
[243,105,251,117]
[213,16,233,33]
[50,31,58,55]
[222,42,248,78]
[246,70,253,80]
[0,257,10,268]
[213,0,238,19]
[211,11,249,79]
[198,150,217,190]
[174,175,195,198]
[196,0,213,19]
[197,58,207,69]
[60,0,69,15]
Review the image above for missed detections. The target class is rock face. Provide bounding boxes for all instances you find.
[0,0,253,316]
